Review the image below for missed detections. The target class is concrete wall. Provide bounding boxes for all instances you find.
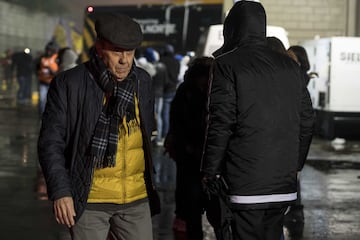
[220,0,358,46]
[357,1,360,35]
[0,1,58,54]
[261,0,355,45]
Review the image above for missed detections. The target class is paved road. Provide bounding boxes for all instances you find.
[0,97,359,239]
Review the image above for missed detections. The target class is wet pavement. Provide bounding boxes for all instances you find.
[0,89,360,240]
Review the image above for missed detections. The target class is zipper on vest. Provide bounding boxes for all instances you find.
[122,124,127,202]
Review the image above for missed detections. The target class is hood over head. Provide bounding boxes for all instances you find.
[214,0,266,56]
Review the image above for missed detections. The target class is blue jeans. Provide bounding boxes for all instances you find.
[162,92,175,138]
[154,97,164,142]
[17,75,32,102]
[39,83,49,115]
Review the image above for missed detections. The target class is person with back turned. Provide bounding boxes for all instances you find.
[165,57,214,239]
[201,1,315,240]
[38,14,160,240]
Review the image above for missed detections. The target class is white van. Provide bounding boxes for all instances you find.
[197,24,289,57]
[302,37,360,139]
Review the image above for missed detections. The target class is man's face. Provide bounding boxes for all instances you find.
[96,40,135,81]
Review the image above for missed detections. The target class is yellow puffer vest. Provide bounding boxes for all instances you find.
[87,97,147,204]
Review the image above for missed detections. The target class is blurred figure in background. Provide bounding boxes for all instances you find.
[287,45,311,86]
[267,36,307,239]
[160,44,180,141]
[11,48,33,104]
[136,49,157,78]
[0,48,13,91]
[165,57,214,240]
[144,47,168,146]
[177,53,192,85]
[57,47,78,72]
[266,36,288,55]
[37,41,59,115]
[284,45,314,230]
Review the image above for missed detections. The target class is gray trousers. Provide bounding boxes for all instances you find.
[71,201,153,240]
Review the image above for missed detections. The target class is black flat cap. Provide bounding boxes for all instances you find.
[95,14,143,50]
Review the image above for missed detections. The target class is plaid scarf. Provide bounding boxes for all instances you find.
[89,48,136,168]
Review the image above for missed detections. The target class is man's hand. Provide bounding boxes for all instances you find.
[53,196,76,228]
[202,174,229,197]
[202,175,219,196]
[163,134,176,160]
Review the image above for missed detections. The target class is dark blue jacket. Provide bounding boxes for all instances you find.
[38,62,158,220]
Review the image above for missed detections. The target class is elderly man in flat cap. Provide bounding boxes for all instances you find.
[38,14,160,240]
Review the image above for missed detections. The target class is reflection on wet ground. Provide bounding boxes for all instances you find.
[298,165,360,240]
[0,102,360,239]
[151,147,217,240]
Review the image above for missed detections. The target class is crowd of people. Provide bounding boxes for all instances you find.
[0,41,78,112]
[0,1,318,240]
[135,45,186,147]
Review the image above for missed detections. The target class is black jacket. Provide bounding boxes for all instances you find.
[160,54,180,94]
[152,62,168,98]
[168,81,208,175]
[11,51,33,77]
[202,1,314,209]
[38,62,158,220]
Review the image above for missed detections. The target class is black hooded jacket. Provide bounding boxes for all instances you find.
[202,1,314,209]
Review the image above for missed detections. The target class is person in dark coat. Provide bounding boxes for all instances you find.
[266,36,288,55]
[288,45,311,86]
[165,56,214,240]
[201,2,315,240]
[144,47,168,146]
[159,44,180,141]
[38,14,159,240]
[11,48,33,104]
[285,44,314,230]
